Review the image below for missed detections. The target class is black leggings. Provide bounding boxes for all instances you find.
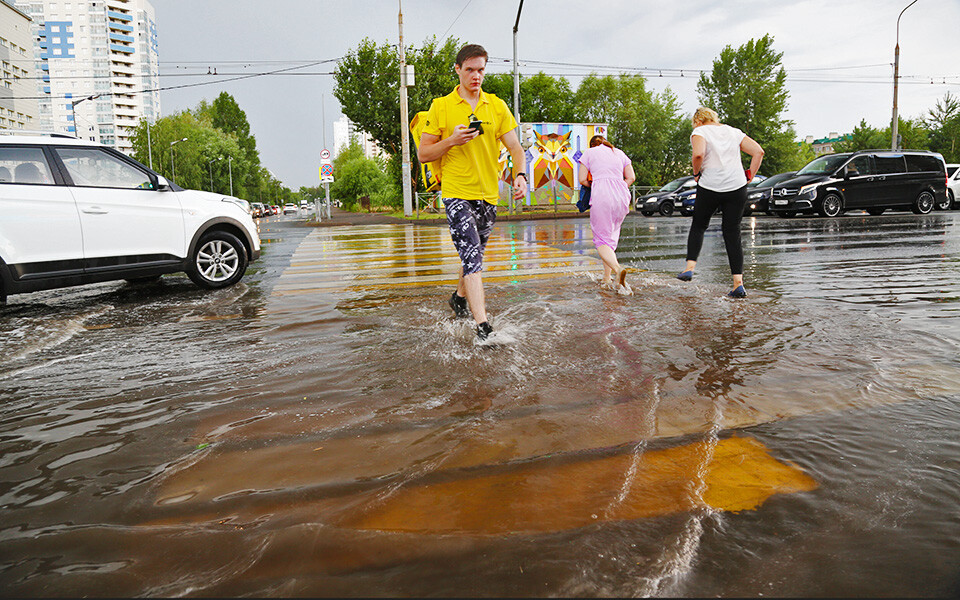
[685,185,747,274]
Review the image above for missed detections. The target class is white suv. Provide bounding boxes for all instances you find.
[0,132,260,301]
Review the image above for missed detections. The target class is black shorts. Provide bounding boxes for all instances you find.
[444,197,497,276]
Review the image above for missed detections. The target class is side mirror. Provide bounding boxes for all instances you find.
[156,175,172,190]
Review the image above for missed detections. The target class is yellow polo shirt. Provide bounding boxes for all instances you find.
[422,86,518,204]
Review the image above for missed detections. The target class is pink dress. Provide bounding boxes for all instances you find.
[579,145,631,250]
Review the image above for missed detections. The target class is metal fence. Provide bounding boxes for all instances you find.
[414,185,657,218]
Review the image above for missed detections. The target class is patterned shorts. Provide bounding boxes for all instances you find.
[444,197,497,276]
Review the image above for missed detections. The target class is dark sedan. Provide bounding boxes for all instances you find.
[745,171,797,215]
[636,176,695,216]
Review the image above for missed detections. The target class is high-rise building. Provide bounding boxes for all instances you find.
[333,114,383,160]
[0,0,39,130]
[15,0,160,153]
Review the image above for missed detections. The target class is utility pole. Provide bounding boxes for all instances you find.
[891,0,918,150]
[399,0,413,217]
[511,0,525,216]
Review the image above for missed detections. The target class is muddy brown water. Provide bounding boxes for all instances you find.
[1,212,959,597]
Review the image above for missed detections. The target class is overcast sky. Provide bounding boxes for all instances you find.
[153,0,960,189]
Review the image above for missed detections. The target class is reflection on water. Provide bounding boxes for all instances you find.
[1,215,959,596]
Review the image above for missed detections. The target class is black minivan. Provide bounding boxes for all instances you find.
[769,150,948,217]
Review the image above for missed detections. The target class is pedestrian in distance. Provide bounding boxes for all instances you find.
[578,135,636,292]
[416,44,528,341]
[677,106,764,298]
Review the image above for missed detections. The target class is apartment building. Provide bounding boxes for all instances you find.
[15,0,160,153]
[0,0,39,130]
[333,115,384,160]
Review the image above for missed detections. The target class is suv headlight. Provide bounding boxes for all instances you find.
[798,184,818,197]
[748,191,762,199]
[223,197,251,214]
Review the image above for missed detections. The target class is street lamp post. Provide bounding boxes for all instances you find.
[892,0,918,150]
[208,156,222,192]
[70,94,100,137]
[169,137,187,183]
[227,155,234,197]
[511,0,525,216]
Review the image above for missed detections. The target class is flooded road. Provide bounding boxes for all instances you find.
[1,212,959,597]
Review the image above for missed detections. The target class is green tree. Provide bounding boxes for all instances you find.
[925,92,960,162]
[573,74,690,185]
[331,140,393,210]
[484,72,576,123]
[833,119,886,152]
[697,34,799,175]
[334,36,460,158]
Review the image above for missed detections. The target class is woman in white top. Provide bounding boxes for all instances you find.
[677,107,765,298]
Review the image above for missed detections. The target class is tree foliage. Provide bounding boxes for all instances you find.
[330,139,395,209]
[697,34,800,174]
[334,36,460,158]
[130,93,293,205]
[484,72,576,123]
[926,92,960,162]
[833,117,929,153]
[574,74,691,185]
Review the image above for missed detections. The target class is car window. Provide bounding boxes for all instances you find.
[0,147,56,185]
[947,165,958,177]
[844,155,875,177]
[904,154,942,173]
[873,154,906,174]
[55,147,154,189]
[797,154,849,176]
[659,178,686,192]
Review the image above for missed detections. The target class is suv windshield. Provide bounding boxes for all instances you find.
[797,154,850,176]
[756,172,796,189]
[659,177,688,192]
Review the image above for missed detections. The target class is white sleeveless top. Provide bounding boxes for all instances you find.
[691,124,747,193]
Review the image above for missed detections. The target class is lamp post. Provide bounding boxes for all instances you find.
[70,94,100,137]
[511,0,525,216]
[891,0,918,150]
[398,0,413,217]
[208,156,222,192]
[227,155,234,197]
[169,137,187,182]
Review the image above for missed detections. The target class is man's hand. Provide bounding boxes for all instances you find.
[512,174,528,200]
[448,124,480,147]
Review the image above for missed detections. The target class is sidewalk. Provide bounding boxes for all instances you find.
[310,206,588,227]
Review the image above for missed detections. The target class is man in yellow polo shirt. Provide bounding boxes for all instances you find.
[418,44,528,341]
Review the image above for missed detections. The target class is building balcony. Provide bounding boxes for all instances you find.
[106,10,133,22]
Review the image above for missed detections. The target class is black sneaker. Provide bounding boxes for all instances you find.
[476,321,493,341]
[448,292,469,319]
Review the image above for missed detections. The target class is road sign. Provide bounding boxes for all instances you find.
[320,149,331,162]
[320,163,334,183]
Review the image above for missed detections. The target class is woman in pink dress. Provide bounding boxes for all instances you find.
[578,135,636,291]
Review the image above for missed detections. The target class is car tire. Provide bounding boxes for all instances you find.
[912,191,935,215]
[187,230,248,290]
[935,191,952,211]
[658,202,674,217]
[818,193,843,217]
[866,208,885,216]
[640,210,654,217]
[949,189,956,210]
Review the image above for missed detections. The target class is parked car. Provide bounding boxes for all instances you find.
[768,150,948,218]
[676,175,766,216]
[947,163,959,209]
[272,205,280,215]
[636,176,695,216]
[745,171,797,215]
[283,203,298,215]
[250,202,265,218]
[0,132,260,301]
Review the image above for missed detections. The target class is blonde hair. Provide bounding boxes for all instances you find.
[693,106,720,126]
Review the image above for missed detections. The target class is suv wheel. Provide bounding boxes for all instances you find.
[658,201,674,217]
[818,193,843,217]
[949,190,956,210]
[187,231,248,289]
[912,191,935,215]
[935,191,952,211]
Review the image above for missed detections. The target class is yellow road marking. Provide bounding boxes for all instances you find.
[339,435,817,534]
